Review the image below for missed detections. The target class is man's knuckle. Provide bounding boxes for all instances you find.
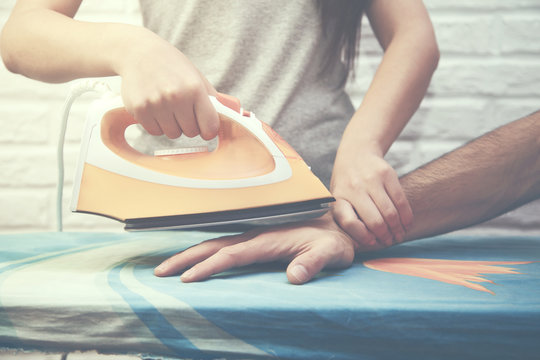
[385,211,399,225]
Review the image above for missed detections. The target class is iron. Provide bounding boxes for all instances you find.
[71,93,334,231]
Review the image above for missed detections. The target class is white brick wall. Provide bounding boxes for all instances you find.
[1,1,539,235]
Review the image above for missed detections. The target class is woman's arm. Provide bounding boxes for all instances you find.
[1,0,219,139]
[2,0,140,82]
[332,0,439,247]
[352,0,440,153]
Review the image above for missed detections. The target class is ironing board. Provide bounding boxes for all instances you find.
[0,231,539,360]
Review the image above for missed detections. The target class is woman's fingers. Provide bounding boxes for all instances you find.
[347,193,393,246]
[131,103,163,136]
[332,198,378,249]
[385,173,414,233]
[119,44,219,140]
[154,106,182,139]
[365,185,405,243]
[331,153,414,246]
[193,92,219,140]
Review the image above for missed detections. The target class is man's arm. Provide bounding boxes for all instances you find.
[153,111,540,284]
[402,110,540,241]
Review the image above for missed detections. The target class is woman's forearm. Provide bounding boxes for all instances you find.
[402,110,540,241]
[330,1,439,246]
[341,0,439,155]
[1,1,220,141]
[346,29,439,154]
[1,5,158,83]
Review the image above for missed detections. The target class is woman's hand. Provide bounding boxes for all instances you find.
[154,214,383,284]
[326,0,437,248]
[331,149,413,248]
[118,36,219,140]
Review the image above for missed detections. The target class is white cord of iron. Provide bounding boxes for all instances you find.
[56,80,111,232]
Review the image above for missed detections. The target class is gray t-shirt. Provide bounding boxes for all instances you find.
[138,0,355,186]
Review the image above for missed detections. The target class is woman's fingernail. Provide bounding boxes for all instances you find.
[290,265,309,283]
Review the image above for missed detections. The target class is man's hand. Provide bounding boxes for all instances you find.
[154,214,384,284]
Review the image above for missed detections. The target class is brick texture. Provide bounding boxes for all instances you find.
[0,0,538,235]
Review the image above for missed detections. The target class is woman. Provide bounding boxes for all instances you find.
[1,0,439,282]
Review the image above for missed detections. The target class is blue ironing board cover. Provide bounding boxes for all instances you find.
[0,231,539,359]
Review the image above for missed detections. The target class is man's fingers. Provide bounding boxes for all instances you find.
[180,233,283,282]
[286,252,326,285]
[286,241,352,285]
[155,215,358,285]
[154,232,255,277]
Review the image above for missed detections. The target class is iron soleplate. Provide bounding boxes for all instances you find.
[123,197,335,232]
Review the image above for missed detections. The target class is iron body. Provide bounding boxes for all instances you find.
[71,94,334,231]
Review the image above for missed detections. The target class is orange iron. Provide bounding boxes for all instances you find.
[70,92,334,231]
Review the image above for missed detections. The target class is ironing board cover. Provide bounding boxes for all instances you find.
[0,231,539,359]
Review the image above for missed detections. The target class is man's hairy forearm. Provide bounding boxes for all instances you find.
[402,110,540,241]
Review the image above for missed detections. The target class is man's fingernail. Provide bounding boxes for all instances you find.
[290,265,309,283]
[154,261,168,274]
[405,218,414,230]
[181,268,194,282]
